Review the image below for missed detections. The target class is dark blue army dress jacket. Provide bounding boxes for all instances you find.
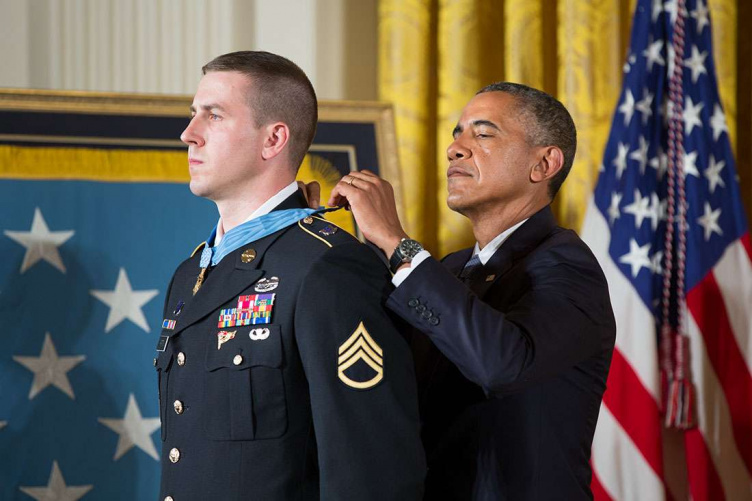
[155,190,425,500]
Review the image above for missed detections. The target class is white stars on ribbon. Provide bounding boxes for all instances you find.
[90,268,159,333]
[691,0,710,34]
[19,461,92,501]
[624,190,652,229]
[98,394,161,461]
[619,239,653,278]
[705,155,726,194]
[613,142,630,179]
[13,333,85,400]
[618,90,636,126]
[629,136,650,174]
[697,202,723,241]
[683,96,704,135]
[643,39,665,72]
[4,208,74,274]
[710,104,728,141]
[684,45,708,83]
[608,192,623,225]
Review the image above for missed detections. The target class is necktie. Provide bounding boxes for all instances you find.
[459,253,482,280]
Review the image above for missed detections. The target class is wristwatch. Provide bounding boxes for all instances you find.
[389,238,424,273]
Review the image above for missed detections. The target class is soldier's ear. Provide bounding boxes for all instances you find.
[261,122,290,161]
[530,146,564,184]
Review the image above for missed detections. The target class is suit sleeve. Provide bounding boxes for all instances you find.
[294,242,426,500]
[387,249,615,395]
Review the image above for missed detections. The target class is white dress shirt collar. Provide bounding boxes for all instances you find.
[214,181,299,245]
[471,218,529,265]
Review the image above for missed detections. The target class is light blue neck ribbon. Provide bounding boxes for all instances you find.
[199,208,323,268]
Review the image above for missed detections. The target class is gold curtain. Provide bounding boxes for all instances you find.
[379,0,750,256]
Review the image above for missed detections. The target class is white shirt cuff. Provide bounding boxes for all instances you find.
[391,250,432,287]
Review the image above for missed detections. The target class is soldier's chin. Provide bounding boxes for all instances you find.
[189,180,209,198]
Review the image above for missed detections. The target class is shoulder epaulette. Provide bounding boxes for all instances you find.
[297,215,358,248]
[190,242,206,258]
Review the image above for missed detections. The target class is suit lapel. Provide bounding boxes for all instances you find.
[169,189,310,337]
[467,205,557,298]
[443,248,473,276]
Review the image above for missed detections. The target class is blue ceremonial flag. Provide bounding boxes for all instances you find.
[581,0,752,499]
[0,156,215,499]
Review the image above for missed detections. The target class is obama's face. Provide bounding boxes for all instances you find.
[445,91,543,215]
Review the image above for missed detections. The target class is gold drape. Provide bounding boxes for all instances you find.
[379,0,750,256]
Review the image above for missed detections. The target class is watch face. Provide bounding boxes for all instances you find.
[399,239,423,259]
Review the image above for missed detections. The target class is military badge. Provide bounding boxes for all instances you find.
[156,335,169,352]
[249,328,270,341]
[218,308,237,328]
[217,330,236,350]
[254,276,279,292]
[241,248,257,263]
[162,319,176,330]
[235,293,275,325]
[303,216,314,224]
[337,321,383,390]
[319,224,338,236]
[173,300,185,316]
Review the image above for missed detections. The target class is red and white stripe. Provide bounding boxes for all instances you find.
[582,199,752,500]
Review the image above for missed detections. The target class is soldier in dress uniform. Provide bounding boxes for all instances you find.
[154,50,425,501]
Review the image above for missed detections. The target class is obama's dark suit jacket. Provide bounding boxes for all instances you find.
[388,206,616,501]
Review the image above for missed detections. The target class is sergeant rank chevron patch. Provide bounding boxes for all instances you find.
[337,321,383,390]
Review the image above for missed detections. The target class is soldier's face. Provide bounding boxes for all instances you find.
[181,71,265,202]
[445,92,542,216]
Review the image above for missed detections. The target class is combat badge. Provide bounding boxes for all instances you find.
[254,276,279,292]
[249,328,270,341]
[217,330,236,350]
[337,321,383,390]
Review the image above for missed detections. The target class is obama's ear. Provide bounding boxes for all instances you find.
[530,146,564,185]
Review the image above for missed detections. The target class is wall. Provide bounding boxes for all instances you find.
[0,0,378,100]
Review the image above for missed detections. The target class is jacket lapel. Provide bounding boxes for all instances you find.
[470,205,557,298]
[442,248,473,276]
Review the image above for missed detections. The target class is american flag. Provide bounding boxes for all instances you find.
[581,0,752,499]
